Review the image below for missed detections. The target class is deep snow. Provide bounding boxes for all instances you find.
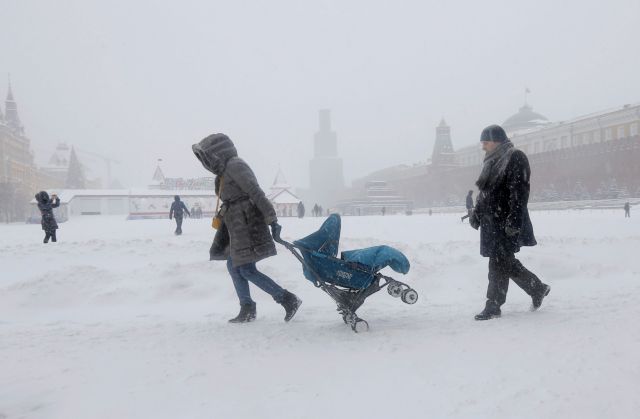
[1,211,639,419]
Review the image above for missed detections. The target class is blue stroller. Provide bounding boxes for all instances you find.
[274,214,418,332]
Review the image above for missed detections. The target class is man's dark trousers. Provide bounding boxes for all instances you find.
[175,215,183,235]
[487,247,545,306]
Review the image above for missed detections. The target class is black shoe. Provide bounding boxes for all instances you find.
[279,290,302,322]
[475,301,501,321]
[531,284,551,311]
[228,303,256,323]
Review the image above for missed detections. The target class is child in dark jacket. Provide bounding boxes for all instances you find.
[35,191,60,243]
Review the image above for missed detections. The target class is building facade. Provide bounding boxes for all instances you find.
[346,102,640,208]
[0,82,40,221]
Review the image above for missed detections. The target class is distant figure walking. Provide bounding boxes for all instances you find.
[35,191,60,243]
[297,201,305,218]
[470,125,550,321]
[312,203,319,217]
[461,190,474,222]
[169,195,190,235]
[381,206,386,216]
[624,201,631,218]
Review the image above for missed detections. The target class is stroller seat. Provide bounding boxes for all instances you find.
[293,215,410,289]
[279,214,419,332]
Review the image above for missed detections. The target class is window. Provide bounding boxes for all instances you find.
[605,128,612,141]
[594,130,601,142]
[617,126,625,139]
[584,132,592,144]
[631,123,639,136]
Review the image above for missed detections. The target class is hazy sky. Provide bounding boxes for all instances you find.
[2,0,639,189]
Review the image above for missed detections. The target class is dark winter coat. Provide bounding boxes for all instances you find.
[35,191,60,233]
[193,134,277,267]
[297,201,305,218]
[170,197,190,219]
[472,147,536,257]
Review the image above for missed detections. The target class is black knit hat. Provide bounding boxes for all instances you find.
[480,125,508,143]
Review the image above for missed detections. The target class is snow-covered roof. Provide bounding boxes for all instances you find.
[30,189,216,204]
[271,167,291,190]
[269,189,301,204]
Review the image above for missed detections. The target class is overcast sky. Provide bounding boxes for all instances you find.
[2,0,639,188]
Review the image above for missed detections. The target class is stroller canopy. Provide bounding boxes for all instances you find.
[294,214,410,275]
[294,214,341,257]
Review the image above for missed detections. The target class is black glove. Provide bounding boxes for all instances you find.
[270,222,282,240]
[469,210,480,230]
[505,225,520,237]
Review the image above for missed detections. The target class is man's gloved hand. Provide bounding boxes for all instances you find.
[469,210,480,230]
[270,222,282,240]
[505,225,520,237]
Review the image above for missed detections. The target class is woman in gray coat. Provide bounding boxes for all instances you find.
[193,133,301,323]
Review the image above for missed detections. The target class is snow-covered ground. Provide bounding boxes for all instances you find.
[1,211,639,419]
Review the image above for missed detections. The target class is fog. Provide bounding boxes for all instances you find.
[3,0,639,188]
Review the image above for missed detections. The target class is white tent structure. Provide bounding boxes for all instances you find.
[267,168,301,217]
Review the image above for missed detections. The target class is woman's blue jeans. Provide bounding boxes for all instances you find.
[226,259,285,305]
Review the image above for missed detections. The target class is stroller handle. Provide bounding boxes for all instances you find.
[272,231,296,251]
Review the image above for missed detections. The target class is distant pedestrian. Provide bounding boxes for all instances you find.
[169,195,191,235]
[312,203,319,217]
[624,201,630,218]
[35,191,60,243]
[470,125,550,320]
[428,208,432,216]
[381,206,386,216]
[461,190,474,222]
[297,201,305,218]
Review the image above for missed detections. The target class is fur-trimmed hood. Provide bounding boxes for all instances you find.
[192,133,238,176]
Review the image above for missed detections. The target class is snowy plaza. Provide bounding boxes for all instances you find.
[1,210,639,418]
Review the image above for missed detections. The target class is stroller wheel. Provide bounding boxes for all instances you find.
[401,289,418,304]
[388,283,403,298]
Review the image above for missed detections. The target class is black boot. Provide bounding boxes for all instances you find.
[228,302,256,323]
[475,300,501,321]
[531,284,551,311]
[279,290,302,322]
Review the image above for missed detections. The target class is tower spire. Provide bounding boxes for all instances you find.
[5,74,23,133]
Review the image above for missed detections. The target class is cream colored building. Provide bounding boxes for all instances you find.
[0,82,40,220]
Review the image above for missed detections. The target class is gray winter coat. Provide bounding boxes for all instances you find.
[193,134,277,267]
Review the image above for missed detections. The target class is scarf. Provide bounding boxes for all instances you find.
[475,140,515,191]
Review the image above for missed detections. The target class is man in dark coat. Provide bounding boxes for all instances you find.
[193,133,301,323]
[297,201,305,218]
[35,191,60,243]
[624,202,630,218]
[169,195,190,235]
[461,190,474,222]
[469,125,550,320]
